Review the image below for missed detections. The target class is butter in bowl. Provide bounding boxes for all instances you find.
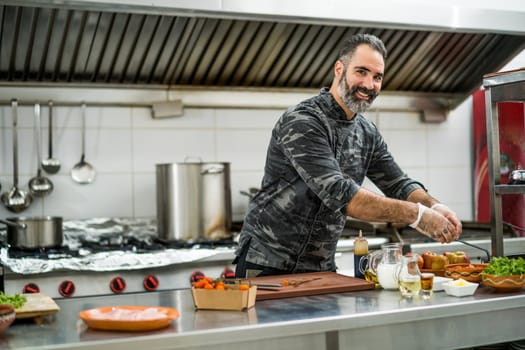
[443,278,479,297]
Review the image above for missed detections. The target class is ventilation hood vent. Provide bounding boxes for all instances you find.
[1,1,525,112]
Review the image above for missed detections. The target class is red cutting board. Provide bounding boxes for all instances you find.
[248,272,375,300]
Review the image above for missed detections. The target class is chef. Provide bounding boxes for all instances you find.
[234,33,462,278]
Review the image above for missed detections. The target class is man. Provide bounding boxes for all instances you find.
[234,34,462,278]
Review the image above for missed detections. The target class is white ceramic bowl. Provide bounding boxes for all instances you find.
[433,276,453,291]
[443,279,478,297]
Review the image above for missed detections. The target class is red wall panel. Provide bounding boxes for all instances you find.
[472,89,525,234]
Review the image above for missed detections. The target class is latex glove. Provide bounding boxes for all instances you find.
[410,203,457,243]
[431,203,462,240]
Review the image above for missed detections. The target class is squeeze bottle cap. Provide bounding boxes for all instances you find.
[354,230,368,255]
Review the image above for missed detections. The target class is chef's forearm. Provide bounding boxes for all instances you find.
[406,188,440,208]
[345,188,419,225]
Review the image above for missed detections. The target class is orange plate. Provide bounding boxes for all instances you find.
[78,306,179,332]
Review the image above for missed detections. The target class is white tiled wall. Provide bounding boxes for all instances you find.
[0,99,474,222]
[375,100,473,219]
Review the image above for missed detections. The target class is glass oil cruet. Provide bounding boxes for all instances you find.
[397,254,422,298]
[358,250,382,288]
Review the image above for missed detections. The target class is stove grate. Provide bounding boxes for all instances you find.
[8,246,81,259]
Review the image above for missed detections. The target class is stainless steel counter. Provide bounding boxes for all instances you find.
[3,285,524,350]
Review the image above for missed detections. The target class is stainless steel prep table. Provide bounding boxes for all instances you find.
[3,286,524,350]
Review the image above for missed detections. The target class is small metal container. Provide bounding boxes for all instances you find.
[508,169,525,184]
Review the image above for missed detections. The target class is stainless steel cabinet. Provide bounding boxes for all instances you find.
[483,68,525,256]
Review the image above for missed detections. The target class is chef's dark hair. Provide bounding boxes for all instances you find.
[337,34,387,65]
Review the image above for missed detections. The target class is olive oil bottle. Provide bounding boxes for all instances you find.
[353,230,368,279]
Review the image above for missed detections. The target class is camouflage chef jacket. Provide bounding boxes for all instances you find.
[236,88,424,272]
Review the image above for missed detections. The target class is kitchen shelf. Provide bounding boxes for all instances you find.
[483,68,525,257]
[495,184,525,195]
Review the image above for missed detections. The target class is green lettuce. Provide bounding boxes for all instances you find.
[484,256,525,276]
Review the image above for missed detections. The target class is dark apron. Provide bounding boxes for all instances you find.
[233,237,290,278]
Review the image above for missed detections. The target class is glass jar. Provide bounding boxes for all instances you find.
[397,255,422,298]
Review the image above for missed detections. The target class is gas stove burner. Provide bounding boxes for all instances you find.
[8,246,80,259]
[154,238,237,249]
[75,234,238,253]
[79,234,166,253]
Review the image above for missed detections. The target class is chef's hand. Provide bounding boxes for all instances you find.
[410,203,457,243]
[431,203,462,240]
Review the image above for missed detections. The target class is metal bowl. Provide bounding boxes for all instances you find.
[508,169,525,184]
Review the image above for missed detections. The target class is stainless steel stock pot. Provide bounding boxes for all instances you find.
[156,161,232,241]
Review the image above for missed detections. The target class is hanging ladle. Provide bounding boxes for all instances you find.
[1,99,33,212]
[28,102,54,197]
[41,100,61,174]
[71,102,96,184]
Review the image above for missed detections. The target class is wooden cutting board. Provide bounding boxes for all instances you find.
[248,271,375,300]
[14,293,60,319]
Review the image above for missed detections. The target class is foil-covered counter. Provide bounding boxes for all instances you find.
[0,218,231,275]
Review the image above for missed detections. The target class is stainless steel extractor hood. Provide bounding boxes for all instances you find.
[1,0,525,116]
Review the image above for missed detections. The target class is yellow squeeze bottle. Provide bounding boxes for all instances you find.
[353,230,368,279]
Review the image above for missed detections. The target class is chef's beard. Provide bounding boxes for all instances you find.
[337,70,378,114]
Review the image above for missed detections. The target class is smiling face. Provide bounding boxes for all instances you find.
[330,44,385,118]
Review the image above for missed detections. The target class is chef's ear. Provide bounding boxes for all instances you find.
[334,60,345,80]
